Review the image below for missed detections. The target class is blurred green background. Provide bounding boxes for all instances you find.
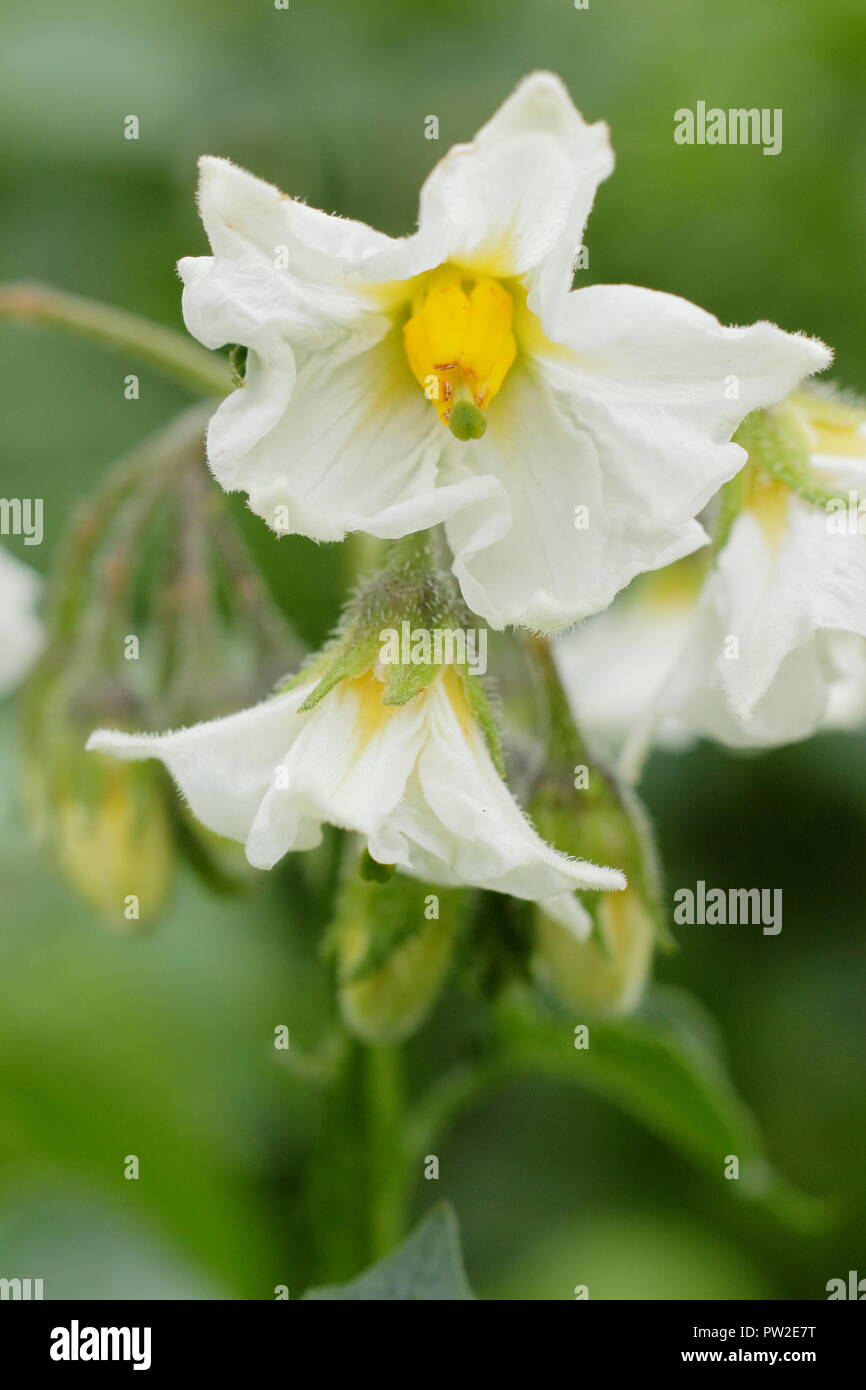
[1,0,864,1299]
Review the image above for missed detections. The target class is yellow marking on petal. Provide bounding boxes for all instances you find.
[791,391,866,458]
[746,470,790,548]
[346,670,399,741]
[441,666,475,742]
[641,553,705,609]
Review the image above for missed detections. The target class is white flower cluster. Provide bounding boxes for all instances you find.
[88,73,862,940]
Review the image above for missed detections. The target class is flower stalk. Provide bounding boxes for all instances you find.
[0,281,232,397]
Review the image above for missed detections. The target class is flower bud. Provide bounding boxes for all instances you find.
[534,884,654,1015]
[23,408,298,925]
[332,867,461,1043]
[525,634,663,1014]
[54,755,173,929]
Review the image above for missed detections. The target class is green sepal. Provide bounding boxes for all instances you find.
[458,889,535,999]
[457,665,506,778]
[285,531,505,777]
[359,850,395,885]
[228,343,247,386]
[734,404,840,510]
[332,867,465,986]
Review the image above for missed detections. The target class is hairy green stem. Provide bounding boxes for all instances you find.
[0,281,232,397]
[364,1043,411,1260]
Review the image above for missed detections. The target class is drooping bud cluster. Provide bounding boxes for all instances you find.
[25,408,298,927]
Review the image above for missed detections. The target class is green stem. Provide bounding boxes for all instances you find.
[0,281,232,397]
[406,1057,508,1160]
[307,1038,369,1283]
[307,1036,412,1283]
[525,632,592,771]
[47,406,211,641]
[364,1043,411,1259]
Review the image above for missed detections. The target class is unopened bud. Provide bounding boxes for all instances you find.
[535,885,654,1014]
[333,869,460,1043]
[54,756,173,928]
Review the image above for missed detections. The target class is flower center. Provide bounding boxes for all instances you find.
[402,266,517,441]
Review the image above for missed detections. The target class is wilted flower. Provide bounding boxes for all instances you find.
[180,72,828,632]
[23,410,298,924]
[54,754,174,928]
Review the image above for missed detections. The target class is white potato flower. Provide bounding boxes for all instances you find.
[88,666,625,938]
[554,561,701,761]
[667,394,866,748]
[558,393,866,757]
[0,546,43,695]
[179,72,829,632]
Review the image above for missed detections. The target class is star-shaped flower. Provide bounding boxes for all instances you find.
[180,72,830,631]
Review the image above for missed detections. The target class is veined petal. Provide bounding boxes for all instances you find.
[246,676,428,870]
[669,498,866,747]
[226,327,501,542]
[86,683,316,846]
[543,284,832,524]
[419,72,613,287]
[180,158,443,531]
[554,579,697,760]
[441,364,704,631]
[403,676,626,900]
[192,154,437,286]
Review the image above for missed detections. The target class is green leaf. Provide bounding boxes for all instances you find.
[302,1204,475,1300]
[498,987,830,1232]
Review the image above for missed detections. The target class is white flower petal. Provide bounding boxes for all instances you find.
[404,677,626,900]
[86,684,315,847]
[554,582,697,759]
[89,671,626,908]
[220,328,500,542]
[544,284,831,520]
[669,498,866,747]
[191,154,435,285]
[246,678,427,870]
[539,891,595,942]
[419,72,613,289]
[442,364,705,631]
[0,547,43,695]
[823,633,866,731]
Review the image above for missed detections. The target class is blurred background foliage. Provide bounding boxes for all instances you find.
[1,0,864,1298]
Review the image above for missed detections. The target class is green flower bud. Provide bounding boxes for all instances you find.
[332,867,461,1043]
[524,634,665,1015]
[22,408,299,926]
[54,755,173,929]
[534,885,654,1015]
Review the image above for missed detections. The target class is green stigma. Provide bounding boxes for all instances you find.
[448,400,488,442]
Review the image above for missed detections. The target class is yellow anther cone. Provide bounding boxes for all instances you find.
[403,265,517,434]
